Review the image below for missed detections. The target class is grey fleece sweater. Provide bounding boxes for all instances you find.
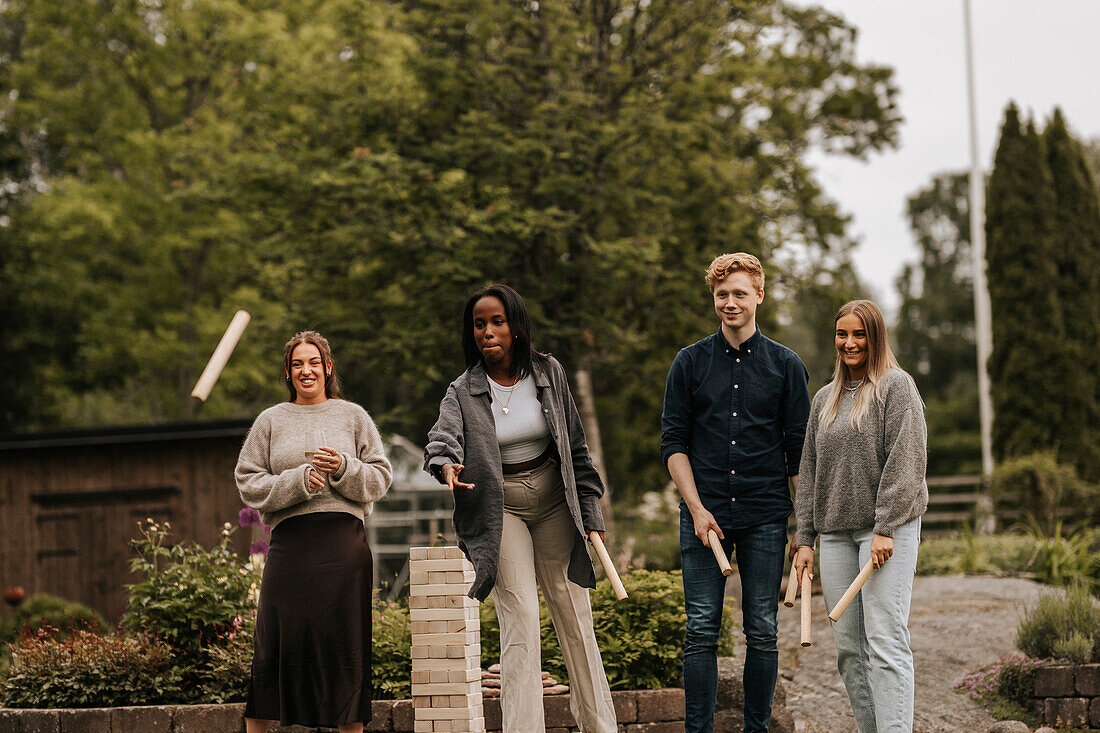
[235,399,392,529]
[795,368,927,546]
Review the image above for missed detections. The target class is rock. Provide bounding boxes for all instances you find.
[987,721,1030,733]
[1034,727,1057,733]
[544,684,570,696]
[488,663,501,673]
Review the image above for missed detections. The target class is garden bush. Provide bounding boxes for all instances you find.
[123,519,260,664]
[1025,524,1100,597]
[917,531,1034,576]
[372,600,412,699]
[1016,583,1100,663]
[12,593,108,639]
[990,452,1099,534]
[478,569,737,691]
[955,655,1064,727]
[1,630,183,708]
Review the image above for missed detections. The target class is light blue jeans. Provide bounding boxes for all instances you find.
[818,517,920,733]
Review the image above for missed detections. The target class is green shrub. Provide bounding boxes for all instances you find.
[917,532,1034,576]
[195,611,255,704]
[1016,584,1100,663]
[1025,524,1100,597]
[479,569,737,690]
[0,630,183,708]
[123,519,260,664]
[990,452,1098,534]
[954,655,1064,727]
[12,594,108,639]
[372,601,412,699]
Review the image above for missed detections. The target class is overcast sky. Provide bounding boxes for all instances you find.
[804,0,1100,312]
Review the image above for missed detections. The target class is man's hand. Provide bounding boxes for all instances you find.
[870,533,893,569]
[692,508,723,545]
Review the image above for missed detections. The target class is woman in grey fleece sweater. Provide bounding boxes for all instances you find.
[794,300,927,733]
[235,331,392,733]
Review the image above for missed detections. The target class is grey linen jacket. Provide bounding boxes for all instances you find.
[423,355,606,601]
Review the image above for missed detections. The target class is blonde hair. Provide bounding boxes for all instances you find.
[705,252,765,291]
[819,300,909,432]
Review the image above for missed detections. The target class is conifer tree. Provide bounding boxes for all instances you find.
[985,103,1064,459]
[1043,109,1100,479]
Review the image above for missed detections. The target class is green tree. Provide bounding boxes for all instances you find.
[894,171,981,475]
[985,103,1064,460]
[1042,109,1100,480]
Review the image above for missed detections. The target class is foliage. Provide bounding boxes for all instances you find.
[609,495,683,571]
[478,570,736,691]
[1025,524,1100,598]
[894,171,981,475]
[10,593,108,640]
[0,630,184,708]
[0,0,900,509]
[915,532,1033,577]
[954,654,1063,727]
[1016,584,1100,663]
[122,519,261,665]
[372,600,412,700]
[986,103,1100,480]
[195,612,254,704]
[990,451,1099,534]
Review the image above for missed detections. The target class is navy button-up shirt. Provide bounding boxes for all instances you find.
[660,328,811,530]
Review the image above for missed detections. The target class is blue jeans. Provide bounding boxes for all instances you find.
[681,510,787,733]
[819,517,920,733]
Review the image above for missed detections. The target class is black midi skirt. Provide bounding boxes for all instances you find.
[246,512,373,727]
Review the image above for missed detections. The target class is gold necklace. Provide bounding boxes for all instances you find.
[490,377,519,415]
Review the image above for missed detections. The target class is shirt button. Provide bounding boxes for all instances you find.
[731,440,736,445]
[732,412,738,417]
[734,384,739,389]
[731,497,737,502]
[543,409,548,413]
[736,358,741,363]
[730,469,736,475]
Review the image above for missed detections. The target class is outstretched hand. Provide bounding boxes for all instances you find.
[441,463,475,491]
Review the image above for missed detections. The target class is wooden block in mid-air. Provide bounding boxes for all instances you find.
[191,310,251,402]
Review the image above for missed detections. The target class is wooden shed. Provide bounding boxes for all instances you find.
[0,420,454,622]
[0,420,254,621]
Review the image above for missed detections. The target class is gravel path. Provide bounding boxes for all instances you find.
[774,575,1048,733]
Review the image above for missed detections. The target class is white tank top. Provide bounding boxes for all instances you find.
[488,375,552,463]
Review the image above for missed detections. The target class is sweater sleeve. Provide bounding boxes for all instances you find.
[795,397,820,547]
[330,409,393,504]
[235,412,315,514]
[873,378,928,538]
[423,384,465,482]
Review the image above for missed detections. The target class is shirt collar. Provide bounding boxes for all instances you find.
[467,358,550,395]
[717,326,762,355]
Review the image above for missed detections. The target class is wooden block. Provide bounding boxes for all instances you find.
[444,546,465,559]
[412,696,431,708]
[410,547,430,560]
[429,722,451,733]
[446,714,485,731]
[409,559,470,573]
[408,681,480,696]
[428,669,449,683]
[412,655,479,671]
[426,547,448,560]
[417,707,476,720]
[414,720,433,733]
[410,571,430,585]
[410,593,475,610]
[410,607,478,622]
[409,632,479,646]
[410,583,473,598]
[448,667,481,682]
[448,643,480,658]
[449,693,482,707]
[412,670,430,684]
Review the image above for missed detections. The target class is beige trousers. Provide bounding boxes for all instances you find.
[492,457,617,733]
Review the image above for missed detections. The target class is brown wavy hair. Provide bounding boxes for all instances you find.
[282,330,342,402]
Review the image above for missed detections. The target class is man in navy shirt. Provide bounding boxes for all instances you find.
[661,253,810,733]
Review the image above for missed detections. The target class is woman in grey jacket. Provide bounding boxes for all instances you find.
[794,300,928,733]
[424,284,616,733]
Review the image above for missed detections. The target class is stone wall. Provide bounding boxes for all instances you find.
[1033,663,1100,728]
[0,657,793,733]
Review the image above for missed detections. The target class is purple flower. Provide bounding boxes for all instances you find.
[239,507,262,528]
[249,539,270,556]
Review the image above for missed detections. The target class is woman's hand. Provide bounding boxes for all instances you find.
[794,546,815,582]
[310,446,343,475]
[870,533,893,568]
[307,468,324,494]
[441,463,475,491]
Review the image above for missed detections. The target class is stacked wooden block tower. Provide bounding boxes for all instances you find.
[409,546,485,733]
